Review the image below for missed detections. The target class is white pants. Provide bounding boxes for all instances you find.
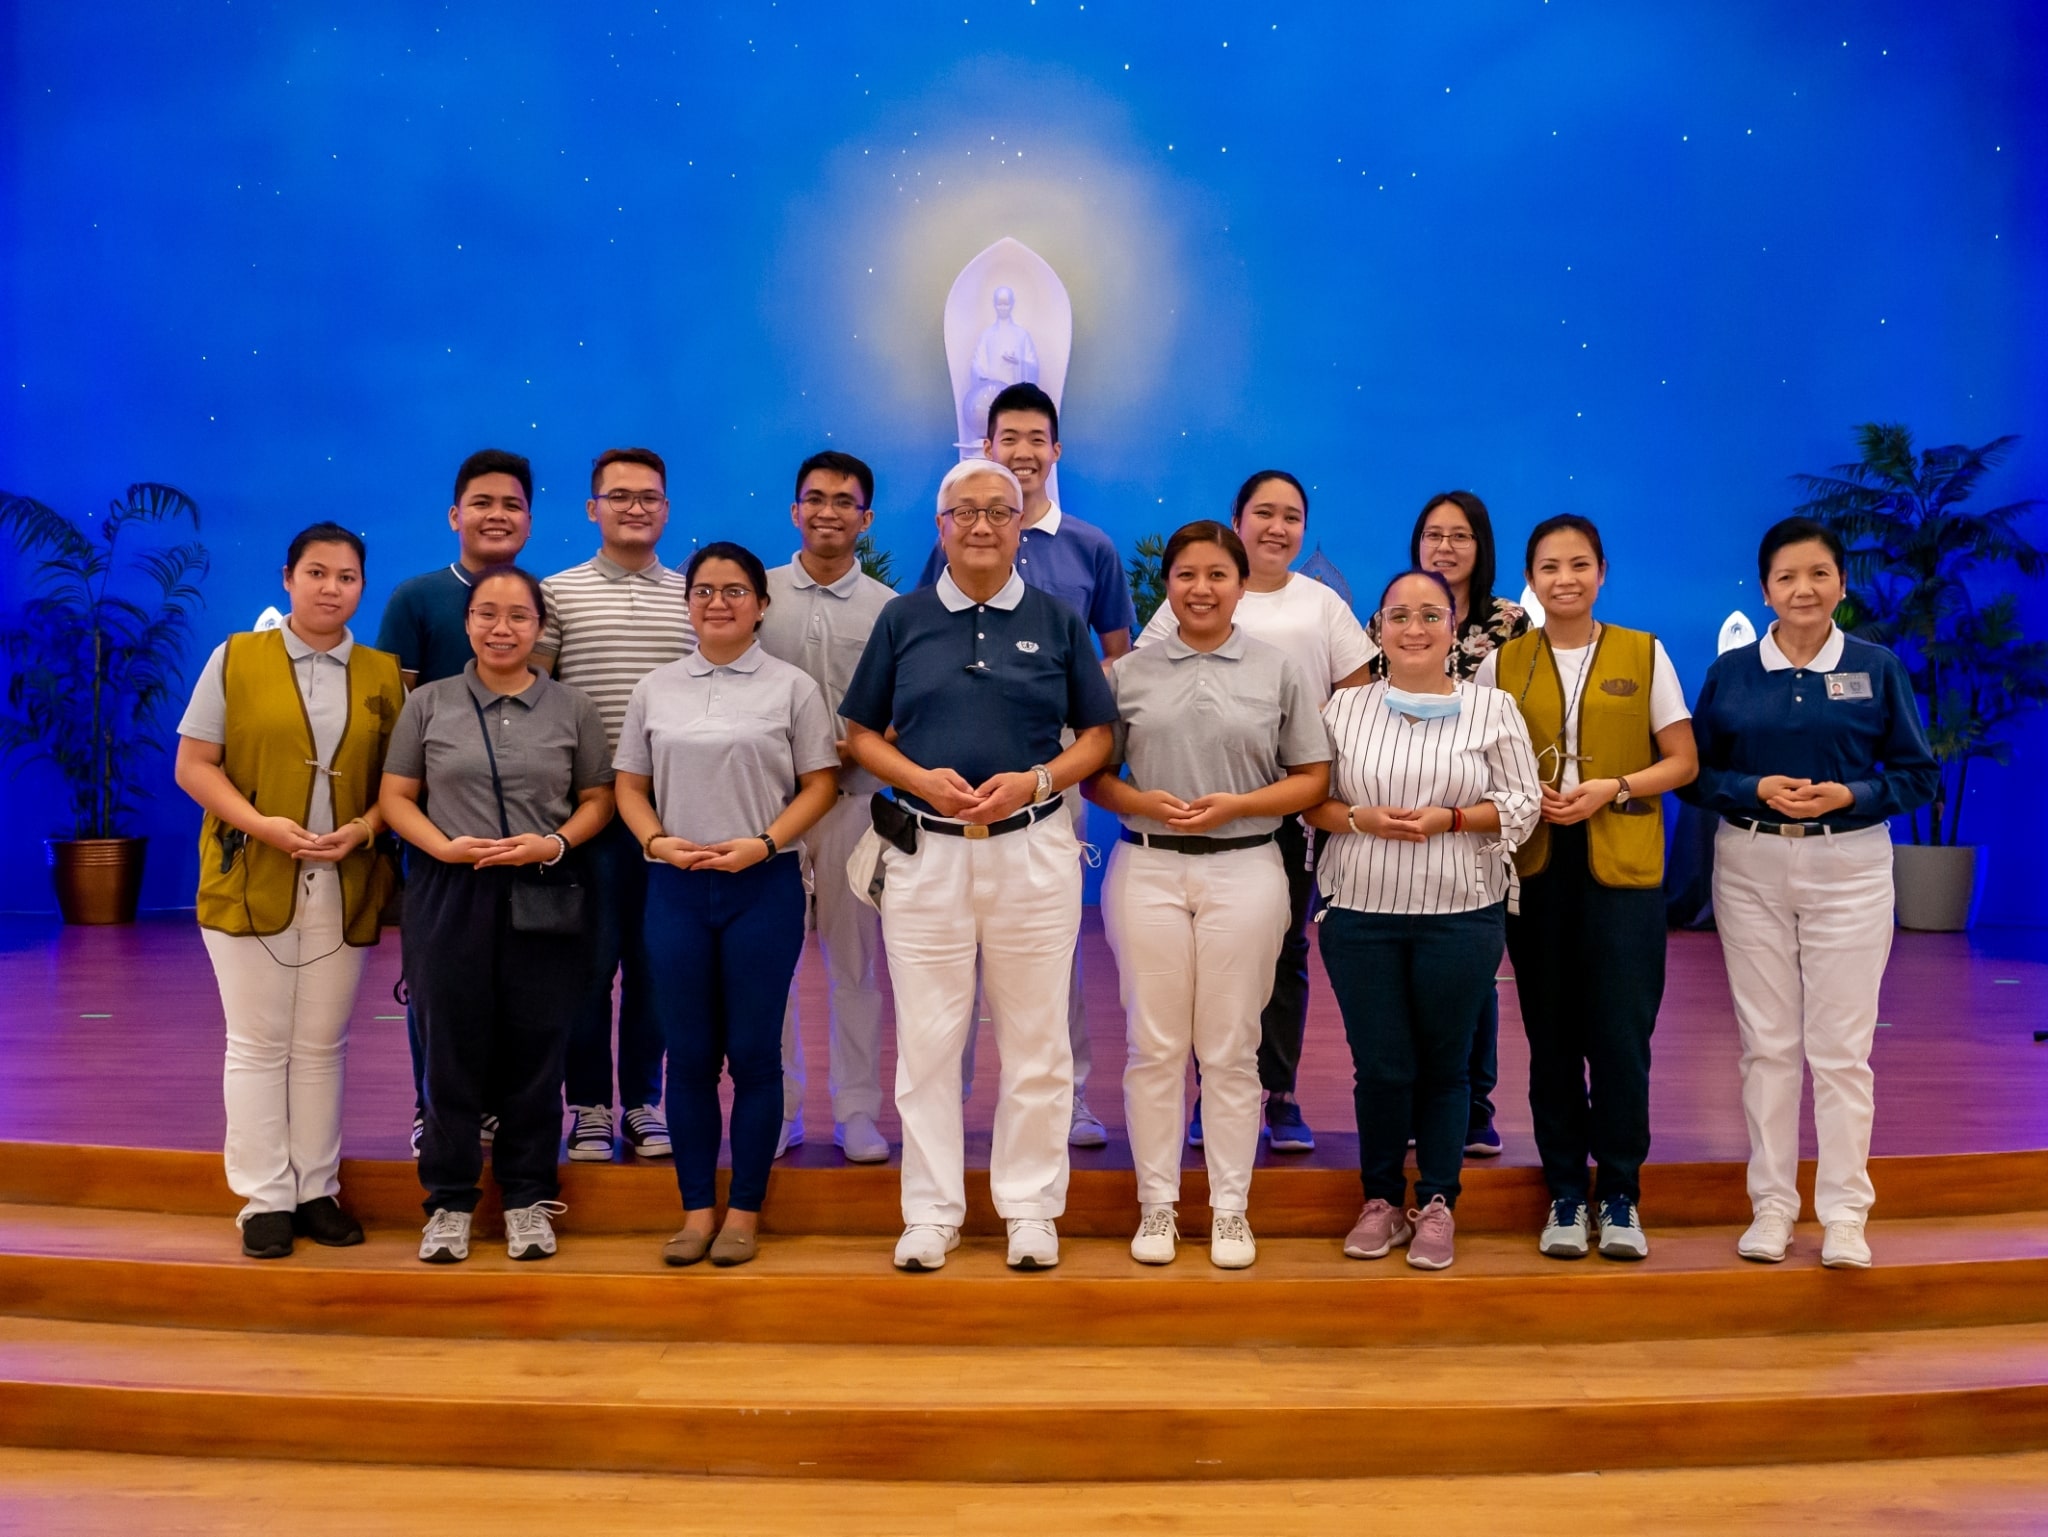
[881,810,1082,1225]
[1102,840,1289,1213]
[781,793,887,1122]
[1713,821,1895,1225]
[960,782,1094,1096]
[201,865,366,1223]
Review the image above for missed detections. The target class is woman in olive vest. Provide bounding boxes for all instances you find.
[1476,515,1697,1262]
[174,522,403,1260]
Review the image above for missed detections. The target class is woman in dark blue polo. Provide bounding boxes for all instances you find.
[1683,517,1936,1270]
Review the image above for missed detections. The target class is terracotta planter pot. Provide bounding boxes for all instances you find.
[46,837,148,925]
[1892,842,1980,932]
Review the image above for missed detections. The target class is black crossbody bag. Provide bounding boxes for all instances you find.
[470,694,587,935]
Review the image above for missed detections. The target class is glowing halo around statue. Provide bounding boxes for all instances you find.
[944,237,1072,502]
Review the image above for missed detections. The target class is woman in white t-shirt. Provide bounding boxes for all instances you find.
[1475,515,1698,1265]
[1137,471,1376,1155]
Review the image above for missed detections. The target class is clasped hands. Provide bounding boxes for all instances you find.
[437,833,562,868]
[1125,788,1251,835]
[1349,805,1457,842]
[1757,775,1854,820]
[913,767,1047,825]
[644,835,771,874]
[253,815,372,864]
[1540,778,1619,827]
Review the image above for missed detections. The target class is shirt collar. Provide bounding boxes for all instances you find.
[278,623,354,666]
[592,551,667,583]
[936,566,1026,612]
[1161,621,1248,662]
[786,553,865,597]
[1758,622,1845,673]
[1026,501,1064,536]
[462,659,547,709]
[683,641,768,677]
[446,563,475,588]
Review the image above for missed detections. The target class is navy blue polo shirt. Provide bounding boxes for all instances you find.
[375,564,479,685]
[1682,625,1937,831]
[916,503,1136,649]
[840,566,1120,814]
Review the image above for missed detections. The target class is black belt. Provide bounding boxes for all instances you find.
[1120,829,1278,856]
[911,799,1064,841]
[1725,815,1850,839]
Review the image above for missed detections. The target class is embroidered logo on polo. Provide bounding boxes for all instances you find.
[1015,641,1041,653]
[1599,678,1640,696]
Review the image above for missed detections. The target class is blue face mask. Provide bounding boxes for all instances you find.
[1385,685,1462,720]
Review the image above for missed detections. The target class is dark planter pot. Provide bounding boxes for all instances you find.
[46,837,148,925]
[1892,842,1981,932]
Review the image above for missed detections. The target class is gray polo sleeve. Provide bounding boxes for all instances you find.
[569,689,615,791]
[789,672,843,778]
[1103,654,1131,769]
[383,688,432,779]
[175,643,231,744]
[612,676,654,777]
[1275,656,1334,766]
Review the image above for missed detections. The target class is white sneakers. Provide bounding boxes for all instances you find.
[1539,1198,1592,1259]
[893,1223,960,1271]
[1737,1210,1795,1263]
[1821,1220,1872,1269]
[1007,1218,1060,1270]
[834,1112,890,1164]
[1131,1205,1178,1265]
[1209,1211,1257,1270]
[1596,1198,1650,1261]
[419,1208,471,1264]
[505,1201,566,1261]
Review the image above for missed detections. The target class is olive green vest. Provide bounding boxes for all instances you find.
[1495,624,1665,889]
[194,629,402,944]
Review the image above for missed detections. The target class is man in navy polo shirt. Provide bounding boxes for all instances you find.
[915,383,1137,1147]
[376,447,533,1154]
[842,458,1117,1273]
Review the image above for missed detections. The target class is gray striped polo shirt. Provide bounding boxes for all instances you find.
[535,552,696,752]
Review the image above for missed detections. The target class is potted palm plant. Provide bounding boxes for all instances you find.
[0,483,208,923]
[1126,533,1168,629]
[1794,425,2047,930]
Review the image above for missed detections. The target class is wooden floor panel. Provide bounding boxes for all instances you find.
[0,1447,2041,1536]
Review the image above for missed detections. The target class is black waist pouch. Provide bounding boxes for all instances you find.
[870,793,919,856]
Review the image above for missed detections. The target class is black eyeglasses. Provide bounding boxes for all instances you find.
[597,490,669,511]
[799,491,868,514]
[943,505,1017,528]
[689,584,756,603]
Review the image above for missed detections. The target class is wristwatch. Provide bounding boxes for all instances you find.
[1030,764,1054,804]
[1613,777,1633,808]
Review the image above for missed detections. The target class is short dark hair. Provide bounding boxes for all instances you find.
[1376,568,1458,618]
[286,521,365,573]
[794,450,875,508]
[986,382,1059,443]
[1162,520,1250,582]
[590,447,666,495]
[467,563,547,624]
[453,449,532,507]
[1757,516,1846,584]
[1412,491,1500,628]
[1525,513,1607,574]
[686,541,772,629]
[1231,470,1310,526]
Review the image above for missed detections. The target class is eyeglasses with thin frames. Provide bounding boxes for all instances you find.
[1377,606,1453,628]
[1419,530,1475,550]
[689,584,757,603]
[799,491,868,514]
[597,489,669,511]
[943,505,1017,528]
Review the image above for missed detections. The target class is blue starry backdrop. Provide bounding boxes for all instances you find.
[3,2,2044,916]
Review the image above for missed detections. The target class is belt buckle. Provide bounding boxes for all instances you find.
[1782,823,1808,838]
[963,824,991,840]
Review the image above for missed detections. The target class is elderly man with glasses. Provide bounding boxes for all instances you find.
[840,458,1118,1272]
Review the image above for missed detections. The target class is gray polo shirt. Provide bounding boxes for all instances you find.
[178,625,358,836]
[614,642,840,846]
[1105,625,1331,839]
[383,663,613,840]
[757,553,896,797]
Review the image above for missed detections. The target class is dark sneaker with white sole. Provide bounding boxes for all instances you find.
[1596,1195,1649,1261]
[1263,1097,1315,1152]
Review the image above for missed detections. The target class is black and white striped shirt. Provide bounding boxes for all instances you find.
[1318,681,1542,915]
[535,553,696,754]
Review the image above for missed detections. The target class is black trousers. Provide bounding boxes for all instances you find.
[1504,821,1665,1205]
[1256,815,1324,1094]
[405,859,588,1215]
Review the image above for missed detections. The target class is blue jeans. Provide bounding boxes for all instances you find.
[1319,902,1506,1210]
[645,856,806,1213]
[564,815,665,1112]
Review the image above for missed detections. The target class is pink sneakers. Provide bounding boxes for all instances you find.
[1343,1198,1414,1259]
[1406,1195,1456,1270]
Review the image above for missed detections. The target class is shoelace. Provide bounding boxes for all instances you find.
[1213,1212,1251,1246]
[1408,1197,1452,1237]
[506,1200,568,1241]
[1601,1198,1638,1231]
[1012,1219,1057,1240]
[571,1107,611,1140]
[624,1107,666,1135]
[423,1209,467,1244]
[1138,1208,1178,1241]
[1550,1199,1587,1230]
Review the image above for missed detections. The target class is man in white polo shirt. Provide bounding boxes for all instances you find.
[535,447,695,1164]
[756,451,898,1165]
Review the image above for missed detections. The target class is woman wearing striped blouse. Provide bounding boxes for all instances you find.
[1307,570,1542,1271]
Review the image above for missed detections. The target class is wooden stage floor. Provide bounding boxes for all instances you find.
[2,911,2043,1166]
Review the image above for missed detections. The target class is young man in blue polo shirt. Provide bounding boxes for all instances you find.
[376,447,534,1154]
[843,458,1117,1272]
[915,383,1138,1148]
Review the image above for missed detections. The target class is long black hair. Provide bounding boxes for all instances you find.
[1409,490,1499,641]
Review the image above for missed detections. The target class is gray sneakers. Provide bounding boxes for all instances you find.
[419,1208,471,1264]
[505,1200,566,1261]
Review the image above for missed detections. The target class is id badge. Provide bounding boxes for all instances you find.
[1825,671,1873,700]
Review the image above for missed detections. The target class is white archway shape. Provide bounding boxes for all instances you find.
[944,238,1072,504]
[1718,610,1758,654]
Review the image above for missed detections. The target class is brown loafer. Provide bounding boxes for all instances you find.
[709,1228,758,1268]
[663,1228,713,1267]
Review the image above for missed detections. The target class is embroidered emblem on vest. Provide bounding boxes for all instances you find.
[1599,677,1639,696]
